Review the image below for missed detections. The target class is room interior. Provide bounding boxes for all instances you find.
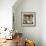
[0,0,46,46]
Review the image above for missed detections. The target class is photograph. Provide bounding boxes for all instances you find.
[23,14,33,24]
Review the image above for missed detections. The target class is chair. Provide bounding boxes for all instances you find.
[15,33,23,46]
[25,40,35,46]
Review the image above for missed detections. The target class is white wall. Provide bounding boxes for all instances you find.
[0,0,16,29]
[13,0,41,46]
[13,0,46,46]
[41,0,46,46]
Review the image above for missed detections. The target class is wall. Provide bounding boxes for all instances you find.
[41,0,46,46]
[13,0,41,46]
[0,0,16,29]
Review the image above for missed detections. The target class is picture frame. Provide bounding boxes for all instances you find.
[21,12,36,27]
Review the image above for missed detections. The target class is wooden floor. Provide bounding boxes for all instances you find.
[0,39,16,46]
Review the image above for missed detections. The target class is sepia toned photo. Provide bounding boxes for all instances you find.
[23,14,33,24]
[21,12,36,27]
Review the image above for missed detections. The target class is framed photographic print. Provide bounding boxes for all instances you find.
[21,12,36,27]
